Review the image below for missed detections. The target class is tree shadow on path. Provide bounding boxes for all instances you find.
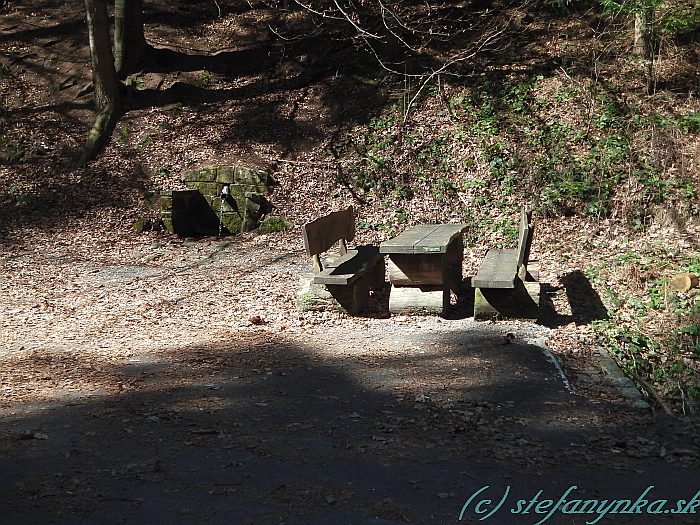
[1,327,697,524]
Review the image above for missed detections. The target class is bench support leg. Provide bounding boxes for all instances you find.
[474,280,540,321]
[297,277,370,315]
[345,277,369,315]
[368,258,386,291]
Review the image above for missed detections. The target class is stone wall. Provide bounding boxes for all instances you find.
[161,165,273,236]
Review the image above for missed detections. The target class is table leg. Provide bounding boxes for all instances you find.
[385,235,464,316]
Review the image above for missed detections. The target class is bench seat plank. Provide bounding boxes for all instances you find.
[313,245,382,286]
[472,248,519,289]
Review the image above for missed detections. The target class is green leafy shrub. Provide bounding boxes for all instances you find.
[592,251,700,413]
[680,112,700,133]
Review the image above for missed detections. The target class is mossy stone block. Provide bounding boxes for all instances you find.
[242,192,266,232]
[161,214,174,233]
[185,182,222,198]
[160,197,173,212]
[210,196,239,213]
[160,189,219,235]
[183,167,218,182]
[235,167,271,188]
[228,182,270,197]
[216,166,236,184]
[220,211,243,234]
[166,165,272,237]
[227,184,247,199]
[160,191,174,212]
[134,218,149,233]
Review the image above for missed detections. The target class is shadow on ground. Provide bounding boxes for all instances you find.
[537,270,609,329]
[1,327,697,524]
[561,269,609,325]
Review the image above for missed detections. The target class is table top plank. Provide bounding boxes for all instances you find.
[414,224,468,253]
[381,224,467,254]
[380,225,440,254]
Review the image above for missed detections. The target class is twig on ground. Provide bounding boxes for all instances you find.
[630,371,673,415]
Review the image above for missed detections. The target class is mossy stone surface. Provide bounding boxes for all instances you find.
[220,211,243,234]
[183,167,218,182]
[182,165,272,191]
[210,196,239,214]
[160,195,173,211]
[235,167,272,187]
[165,165,272,236]
[187,182,222,198]
[161,215,174,232]
[215,166,236,184]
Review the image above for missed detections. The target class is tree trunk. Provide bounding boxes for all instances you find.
[634,8,655,95]
[114,0,147,78]
[79,0,122,166]
[634,11,647,55]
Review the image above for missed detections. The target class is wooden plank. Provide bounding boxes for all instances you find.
[472,248,519,288]
[444,263,463,294]
[414,224,467,254]
[387,254,445,286]
[445,235,464,266]
[325,246,382,269]
[381,224,466,254]
[516,209,533,269]
[367,257,386,290]
[474,280,540,321]
[380,225,439,254]
[324,249,360,269]
[313,246,382,286]
[314,273,356,286]
[302,207,355,256]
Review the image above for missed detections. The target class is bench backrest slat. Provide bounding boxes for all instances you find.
[516,208,533,269]
[302,206,355,257]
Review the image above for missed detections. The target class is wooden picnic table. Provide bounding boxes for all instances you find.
[380,224,467,315]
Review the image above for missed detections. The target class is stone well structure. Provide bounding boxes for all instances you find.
[161,165,273,236]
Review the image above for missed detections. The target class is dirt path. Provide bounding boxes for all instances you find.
[1,231,699,524]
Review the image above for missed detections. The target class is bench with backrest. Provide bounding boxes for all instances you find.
[472,208,540,320]
[301,206,384,314]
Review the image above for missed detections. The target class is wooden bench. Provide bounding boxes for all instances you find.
[472,209,540,320]
[299,207,384,315]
